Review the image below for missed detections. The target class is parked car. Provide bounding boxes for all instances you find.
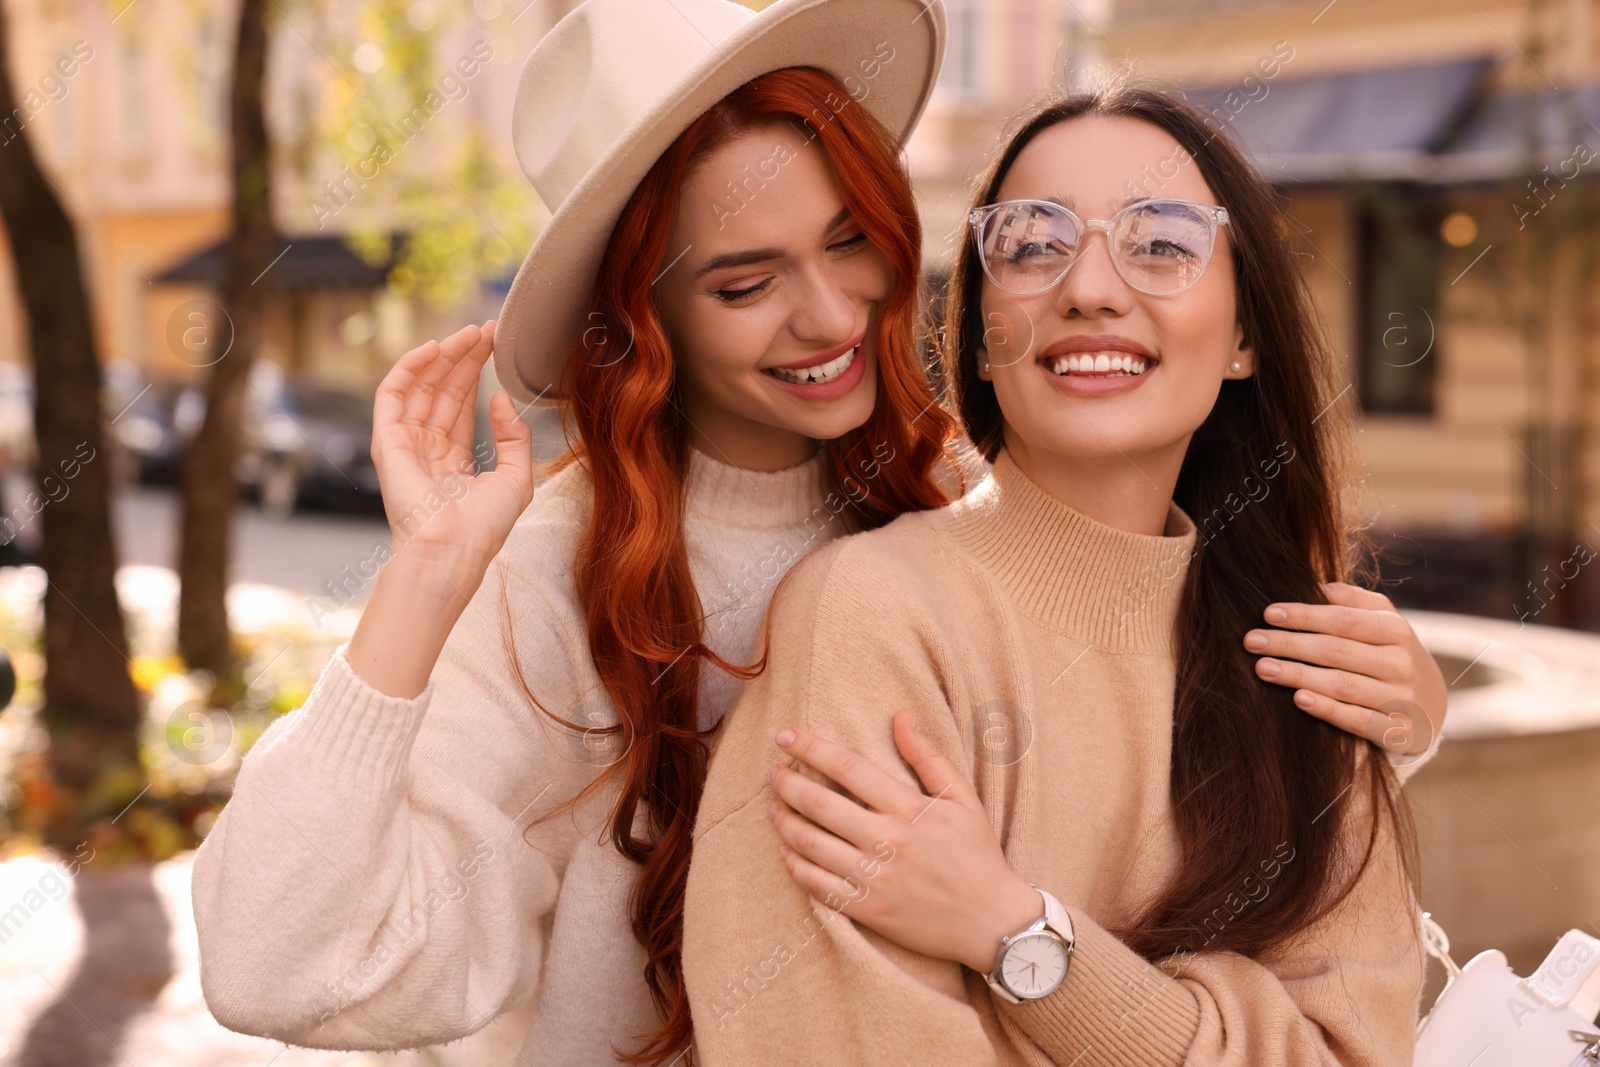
[104,363,199,486]
[238,366,381,519]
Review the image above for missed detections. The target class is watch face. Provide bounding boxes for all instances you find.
[1001,932,1069,999]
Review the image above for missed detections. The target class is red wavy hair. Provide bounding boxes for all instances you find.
[501,67,957,1065]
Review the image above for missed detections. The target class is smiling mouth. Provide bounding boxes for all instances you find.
[1041,351,1154,377]
[764,343,861,385]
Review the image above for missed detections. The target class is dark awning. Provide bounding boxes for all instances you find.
[1188,58,1492,184]
[1432,84,1600,183]
[155,233,408,292]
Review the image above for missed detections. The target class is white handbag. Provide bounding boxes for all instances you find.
[1414,911,1600,1066]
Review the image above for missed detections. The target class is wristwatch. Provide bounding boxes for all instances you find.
[985,884,1075,1004]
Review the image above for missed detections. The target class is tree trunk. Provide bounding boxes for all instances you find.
[0,0,140,802]
[176,0,275,685]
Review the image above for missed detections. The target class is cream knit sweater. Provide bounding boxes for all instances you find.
[191,443,848,1064]
[683,447,1429,1066]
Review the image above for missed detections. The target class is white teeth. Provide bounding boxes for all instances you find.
[1044,351,1150,377]
[767,344,859,385]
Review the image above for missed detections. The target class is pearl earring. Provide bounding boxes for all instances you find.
[982,360,991,373]
[1229,360,1243,374]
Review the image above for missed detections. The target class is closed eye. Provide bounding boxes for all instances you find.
[714,229,867,304]
[715,278,772,304]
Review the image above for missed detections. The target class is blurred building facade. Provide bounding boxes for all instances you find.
[0,0,1596,626]
[0,0,558,395]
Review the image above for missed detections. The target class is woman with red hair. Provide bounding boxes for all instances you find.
[192,2,957,1065]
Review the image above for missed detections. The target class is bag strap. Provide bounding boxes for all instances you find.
[1419,910,1461,979]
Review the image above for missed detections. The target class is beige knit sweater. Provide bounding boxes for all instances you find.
[683,446,1428,1066]
[191,444,848,1063]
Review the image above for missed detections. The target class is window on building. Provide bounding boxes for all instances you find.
[934,0,985,105]
[1356,187,1441,415]
[50,49,77,163]
[199,16,226,142]
[122,46,148,162]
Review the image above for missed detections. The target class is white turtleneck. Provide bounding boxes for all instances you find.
[190,443,841,1064]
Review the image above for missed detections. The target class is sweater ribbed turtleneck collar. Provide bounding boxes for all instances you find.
[945,446,1198,653]
[682,442,831,528]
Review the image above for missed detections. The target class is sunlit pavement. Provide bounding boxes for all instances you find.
[0,851,536,1067]
[0,475,393,606]
[112,483,392,603]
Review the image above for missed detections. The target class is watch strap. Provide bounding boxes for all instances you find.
[1035,884,1075,949]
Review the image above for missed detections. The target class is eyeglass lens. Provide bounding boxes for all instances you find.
[977,200,1218,295]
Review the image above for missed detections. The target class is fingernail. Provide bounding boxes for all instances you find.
[767,765,778,783]
[1244,631,1268,652]
[768,802,779,819]
[1257,658,1280,679]
[776,728,796,747]
[778,843,790,859]
[1295,690,1315,708]
[1267,606,1288,623]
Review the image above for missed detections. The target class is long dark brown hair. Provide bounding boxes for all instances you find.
[502,68,957,1065]
[943,83,1419,961]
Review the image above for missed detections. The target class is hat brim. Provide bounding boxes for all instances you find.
[494,0,945,407]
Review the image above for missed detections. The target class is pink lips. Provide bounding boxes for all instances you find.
[762,332,870,403]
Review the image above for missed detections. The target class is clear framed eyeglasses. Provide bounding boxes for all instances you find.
[967,198,1231,296]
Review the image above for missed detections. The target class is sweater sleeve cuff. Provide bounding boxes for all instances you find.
[1386,720,1443,782]
[287,641,435,789]
[996,905,1200,1067]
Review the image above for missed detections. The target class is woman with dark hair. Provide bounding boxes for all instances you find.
[683,83,1436,1066]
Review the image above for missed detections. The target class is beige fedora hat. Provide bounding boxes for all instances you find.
[493,0,946,406]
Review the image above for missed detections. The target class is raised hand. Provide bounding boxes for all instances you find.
[346,320,536,699]
[370,320,534,578]
[1244,581,1447,758]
